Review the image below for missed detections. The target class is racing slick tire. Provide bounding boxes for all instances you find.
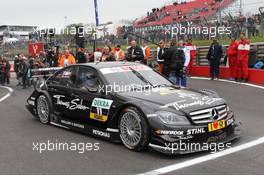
[119,107,150,151]
[36,95,51,124]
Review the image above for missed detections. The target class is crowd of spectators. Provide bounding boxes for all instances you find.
[9,40,153,89]
[134,0,264,41]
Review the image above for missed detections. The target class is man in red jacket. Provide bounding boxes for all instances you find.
[237,33,250,83]
[227,38,238,80]
[185,38,196,75]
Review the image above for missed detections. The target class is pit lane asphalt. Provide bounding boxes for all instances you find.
[0,78,263,175]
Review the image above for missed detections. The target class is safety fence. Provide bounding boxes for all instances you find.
[150,42,264,68]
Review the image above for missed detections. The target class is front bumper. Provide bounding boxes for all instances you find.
[148,116,242,155]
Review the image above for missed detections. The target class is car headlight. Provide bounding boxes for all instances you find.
[156,111,190,125]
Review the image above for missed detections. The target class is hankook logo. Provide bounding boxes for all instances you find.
[211,108,219,121]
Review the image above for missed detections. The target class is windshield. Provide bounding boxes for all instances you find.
[100,65,172,88]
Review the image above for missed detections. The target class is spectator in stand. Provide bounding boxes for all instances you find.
[185,38,196,75]
[126,40,144,62]
[58,48,76,67]
[237,32,250,83]
[113,44,125,61]
[227,37,239,81]
[206,40,223,80]
[101,46,115,62]
[76,47,88,64]
[157,40,166,74]
[141,42,151,65]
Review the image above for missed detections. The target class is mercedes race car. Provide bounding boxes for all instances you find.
[26,62,241,154]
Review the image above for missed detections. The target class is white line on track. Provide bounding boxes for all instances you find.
[0,86,13,102]
[139,77,264,175]
[140,137,264,175]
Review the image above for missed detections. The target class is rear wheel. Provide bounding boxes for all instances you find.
[36,95,50,124]
[119,107,150,151]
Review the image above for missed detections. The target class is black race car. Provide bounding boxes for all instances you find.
[26,62,241,154]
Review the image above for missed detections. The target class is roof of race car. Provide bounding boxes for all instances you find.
[77,61,142,69]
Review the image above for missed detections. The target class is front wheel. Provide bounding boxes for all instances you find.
[119,107,150,151]
[36,95,51,124]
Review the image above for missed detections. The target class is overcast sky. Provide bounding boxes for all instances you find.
[0,0,263,28]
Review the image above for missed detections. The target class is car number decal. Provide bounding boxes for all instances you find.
[90,98,113,122]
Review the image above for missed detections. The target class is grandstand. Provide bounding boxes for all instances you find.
[133,0,237,28]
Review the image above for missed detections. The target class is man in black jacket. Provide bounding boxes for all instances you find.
[161,40,185,84]
[21,57,29,89]
[76,47,88,64]
[206,40,223,80]
[125,40,144,62]
[47,47,58,67]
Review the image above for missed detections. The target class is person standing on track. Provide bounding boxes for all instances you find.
[185,38,196,75]
[113,44,125,61]
[3,58,11,85]
[0,58,7,85]
[206,40,223,80]
[227,37,239,81]
[101,46,115,62]
[237,32,250,83]
[161,40,185,85]
[157,40,166,74]
[141,42,151,66]
[76,47,88,64]
[126,40,144,63]
[21,56,29,89]
[177,40,190,87]
[58,48,76,67]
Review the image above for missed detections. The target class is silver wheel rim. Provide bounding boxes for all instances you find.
[37,96,49,123]
[120,111,142,147]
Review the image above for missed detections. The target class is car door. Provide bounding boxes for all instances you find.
[46,66,78,120]
[71,66,114,129]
